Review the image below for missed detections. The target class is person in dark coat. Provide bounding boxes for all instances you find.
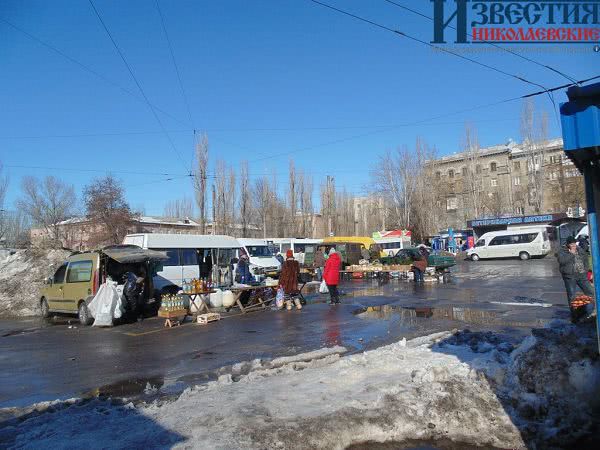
[323,248,342,305]
[314,248,326,281]
[557,236,594,322]
[412,249,427,283]
[279,249,301,310]
[235,254,254,284]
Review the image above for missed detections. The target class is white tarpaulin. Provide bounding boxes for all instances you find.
[88,281,124,327]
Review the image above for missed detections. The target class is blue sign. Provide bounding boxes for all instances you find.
[467,214,557,228]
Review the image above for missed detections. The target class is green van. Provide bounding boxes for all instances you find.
[40,245,167,325]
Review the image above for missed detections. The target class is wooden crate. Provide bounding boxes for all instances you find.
[197,313,221,325]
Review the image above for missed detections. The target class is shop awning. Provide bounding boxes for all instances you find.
[102,245,169,263]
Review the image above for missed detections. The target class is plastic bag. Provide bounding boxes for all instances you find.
[276,288,285,309]
[88,281,122,327]
[319,280,328,294]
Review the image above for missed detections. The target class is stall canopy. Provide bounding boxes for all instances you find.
[102,245,169,263]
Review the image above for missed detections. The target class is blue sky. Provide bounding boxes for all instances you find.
[0,0,596,216]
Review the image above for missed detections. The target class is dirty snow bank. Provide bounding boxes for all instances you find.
[0,249,70,317]
[2,323,599,449]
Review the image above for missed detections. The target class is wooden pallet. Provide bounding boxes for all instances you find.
[197,313,221,325]
[158,309,187,327]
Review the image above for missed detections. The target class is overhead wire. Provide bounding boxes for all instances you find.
[382,0,579,85]
[308,0,564,126]
[88,0,190,172]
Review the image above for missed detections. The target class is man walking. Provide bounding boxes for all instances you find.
[557,236,594,322]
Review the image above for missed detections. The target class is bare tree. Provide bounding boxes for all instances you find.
[213,160,227,235]
[226,166,236,235]
[287,160,297,235]
[462,124,484,219]
[412,139,441,239]
[239,161,251,237]
[193,133,209,233]
[300,173,314,237]
[0,162,9,243]
[163,197,194,218]
[83,175,134,246]
[17,176,76,246]
[320,176,336,236]
[253,176,271,239]
[521,99,548,214]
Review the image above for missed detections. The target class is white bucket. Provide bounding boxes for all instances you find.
[209,289,223,308]
[222,290,236,308]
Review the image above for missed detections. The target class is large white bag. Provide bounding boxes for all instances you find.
[319,280,329,294]
[88,281,123,327]
[222,290,236,308]
[209,289,223,308]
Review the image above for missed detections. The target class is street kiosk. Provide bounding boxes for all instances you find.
[560,81,600,350]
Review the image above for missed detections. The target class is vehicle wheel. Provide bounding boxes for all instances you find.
[443,273,451,283]
[40,298,50,318]
[78,302,92,326]
[470,254,480,261]
[519,251,530,261]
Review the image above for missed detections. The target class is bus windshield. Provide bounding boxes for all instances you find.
[246,245,273,257]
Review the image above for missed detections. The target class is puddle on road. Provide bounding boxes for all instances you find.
[2,328,38,337]
[356,304,552,328]
[85,376,165,398]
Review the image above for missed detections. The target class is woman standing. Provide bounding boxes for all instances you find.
[323,248,341,305]
[279,249,302,310]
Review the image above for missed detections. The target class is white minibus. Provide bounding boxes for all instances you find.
[236,238,281,278]
[374,237,406,257]
[269,238,322,264]
[466,228,551,261]
[123,233,239,293]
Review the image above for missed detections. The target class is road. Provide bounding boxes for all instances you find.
[0,257,570,410]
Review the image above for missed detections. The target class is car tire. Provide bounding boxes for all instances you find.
[470,254,480,261]
[40,298,50,318]
[78,302,92,326]
[519,251,530,261]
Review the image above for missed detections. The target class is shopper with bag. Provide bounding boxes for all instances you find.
[323,248,341,305]
[279,249,302,310]
[314,248,326,281]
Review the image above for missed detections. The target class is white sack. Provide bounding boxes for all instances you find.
[88,281,123,327]
[319,280,329,294]
[222,290,236,308]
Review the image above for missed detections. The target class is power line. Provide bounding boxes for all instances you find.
[382,0,578,85]
[0,17,192,132]
[3,164,190,177]
[154,0,195,129]
[87,0,190,172]
[308,0,553,93]
[245,73,600,164]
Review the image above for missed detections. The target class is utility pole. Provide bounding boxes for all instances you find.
[212,184,216,235]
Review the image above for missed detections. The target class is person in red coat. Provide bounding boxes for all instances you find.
[323,248,341,304]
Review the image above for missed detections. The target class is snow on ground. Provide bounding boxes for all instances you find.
[0,249,70,317]
[1,322,598,449]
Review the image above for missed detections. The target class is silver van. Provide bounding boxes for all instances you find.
[467,228,551,261]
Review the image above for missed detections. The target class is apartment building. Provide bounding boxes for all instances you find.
[432,138,585,230]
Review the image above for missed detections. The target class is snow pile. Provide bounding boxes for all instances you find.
[2,323,598,449]
[0,249,70,317]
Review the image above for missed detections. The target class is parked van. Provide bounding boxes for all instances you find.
[40,245,168,325]
[123,233,240,293]
[269,238,322,265]
[466,229,551,261]
[236,238,281,278]
[374,237,406,256]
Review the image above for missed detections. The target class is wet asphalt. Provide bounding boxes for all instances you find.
[0,257,572,410]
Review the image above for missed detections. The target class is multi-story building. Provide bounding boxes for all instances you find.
[431,138,585,230]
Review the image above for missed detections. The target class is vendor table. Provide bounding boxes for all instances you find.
[180,291,215,316]
[229,285,277,313]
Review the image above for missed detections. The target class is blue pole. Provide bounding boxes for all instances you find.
[583,168,600,351]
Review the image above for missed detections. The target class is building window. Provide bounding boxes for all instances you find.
[513,177,521,186]
[549,155,559,164]
[490,162,497,172]
[491,178,498,187]
[436,200,442,208]
[448,169,454,179]
[475,179,483,191]
[515,205,524,215]
[476,164,481,174]
[514,161,520,170]
[435,171,441,180]
[462,167,467,176]
[446,197,458,211]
